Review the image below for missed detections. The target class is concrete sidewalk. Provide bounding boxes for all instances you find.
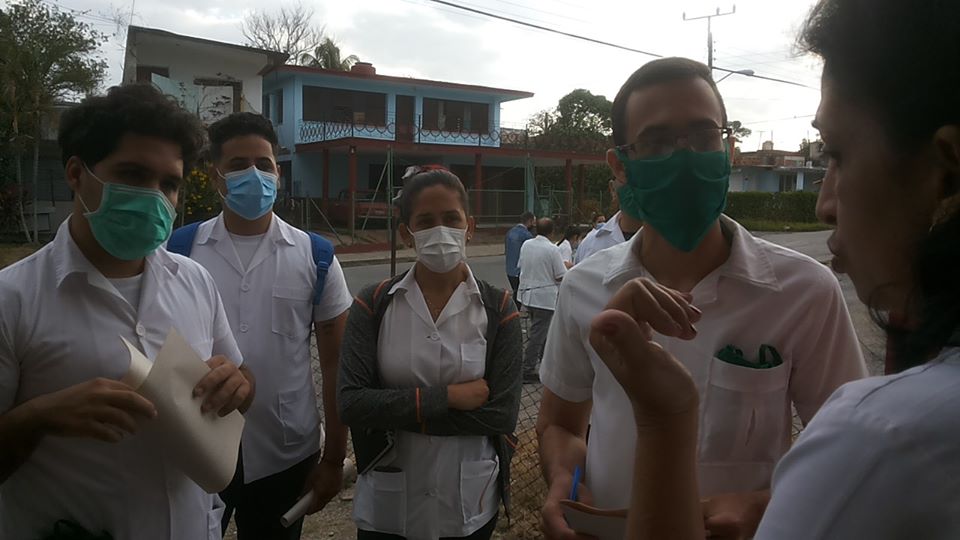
[337,229,834,267]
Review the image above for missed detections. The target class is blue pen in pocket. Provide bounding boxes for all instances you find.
[569,465,582,501]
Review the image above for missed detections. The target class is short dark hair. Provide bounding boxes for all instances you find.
[611,57,728,146]
[58,83,204,176]
[396,165,469,224]
[520,211,535,223]
[208,112,279,161]
[800,0,960,369]
[536,217,554,237]
[562,225,580,241]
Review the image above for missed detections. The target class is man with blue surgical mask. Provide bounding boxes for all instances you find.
[0,84,251,540]
[168,113,352,540]
[536,58,868,540]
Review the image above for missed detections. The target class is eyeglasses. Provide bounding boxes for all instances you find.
[617,126,732,159]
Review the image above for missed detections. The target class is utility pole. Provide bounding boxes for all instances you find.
[683,5,736,71]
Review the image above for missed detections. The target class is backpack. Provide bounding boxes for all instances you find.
[167,221,335,304]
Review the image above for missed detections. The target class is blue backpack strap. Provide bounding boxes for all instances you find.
[167,221,202,257]
[308,232,335,305]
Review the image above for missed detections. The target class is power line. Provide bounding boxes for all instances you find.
[425,0,817,90]
[427,0,664,58]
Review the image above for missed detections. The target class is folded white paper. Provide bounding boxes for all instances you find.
[121,329,245,493]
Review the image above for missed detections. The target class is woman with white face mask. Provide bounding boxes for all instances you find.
[338,166,522,540]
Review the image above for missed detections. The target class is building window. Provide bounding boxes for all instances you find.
[302,87,386,125]
[422,98,489,133]
[275,91,284,124]
[136,66,169,83]
[779,173,797,192]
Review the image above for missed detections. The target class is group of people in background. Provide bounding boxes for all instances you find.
[2,0,960,539]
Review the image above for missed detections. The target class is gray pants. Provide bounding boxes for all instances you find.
[524,307,554,378]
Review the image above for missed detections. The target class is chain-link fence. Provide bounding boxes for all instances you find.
[309,312,805,538]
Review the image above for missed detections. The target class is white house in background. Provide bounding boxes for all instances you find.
[122,26,288,124]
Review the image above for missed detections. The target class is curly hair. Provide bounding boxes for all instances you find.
[58,83,205,176]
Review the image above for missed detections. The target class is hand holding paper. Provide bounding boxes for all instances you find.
[121,329,245,493]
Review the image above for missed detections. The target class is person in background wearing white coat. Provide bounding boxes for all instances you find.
[169,113,353,539]
[556,226,581,269]
[518,218,567,384]
[575,201,642,264]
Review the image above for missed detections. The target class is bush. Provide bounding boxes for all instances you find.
[179,166,221,225]
[725,191,818,223]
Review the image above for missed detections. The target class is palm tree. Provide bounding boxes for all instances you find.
[300,37,359,71]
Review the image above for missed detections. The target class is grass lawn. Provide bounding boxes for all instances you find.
[738,219,832,233]
[0,244,38,270]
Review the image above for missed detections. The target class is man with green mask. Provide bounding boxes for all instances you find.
[0,84,254,540]
[536,58,867,539]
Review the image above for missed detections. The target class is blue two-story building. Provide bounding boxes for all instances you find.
[261,62,603,231]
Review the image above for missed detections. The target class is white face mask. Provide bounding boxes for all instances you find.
[412,225,467,273]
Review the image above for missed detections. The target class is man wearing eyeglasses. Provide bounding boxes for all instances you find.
[536,58,867,540]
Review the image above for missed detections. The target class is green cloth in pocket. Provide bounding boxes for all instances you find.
[716,344,783,369]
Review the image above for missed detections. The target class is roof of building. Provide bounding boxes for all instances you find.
[126,26,289,64]
[266,64,534,100]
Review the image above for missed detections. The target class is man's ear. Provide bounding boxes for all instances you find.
[606,148,627,185]
[65,156,85,193]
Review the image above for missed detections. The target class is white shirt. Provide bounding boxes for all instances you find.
[518,236,567,311]
[353,265,499,540]
[229,231,265,271]
[758,347,960,539]
[574,211,626,264]
[0,218,243,540]
[109,274,144,313]
[187,214,353,482]
[540,215,867,507]
[558,239,574,264]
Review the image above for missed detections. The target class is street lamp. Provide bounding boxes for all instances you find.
[716,69,755,83]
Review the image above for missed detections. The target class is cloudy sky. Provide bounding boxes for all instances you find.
[50,0,825,152]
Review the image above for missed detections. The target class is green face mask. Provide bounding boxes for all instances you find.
[79,166,177,261]
[616,148,730,252]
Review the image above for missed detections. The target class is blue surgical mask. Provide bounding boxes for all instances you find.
[218,166,278,220]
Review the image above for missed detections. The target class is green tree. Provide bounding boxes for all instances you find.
[728,120,752,141]
[300,37,359,71]
[0,0,105,242]
[527,89,612,154]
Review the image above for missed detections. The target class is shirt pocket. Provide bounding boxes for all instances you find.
[460,459,500,524]
[460,342,487,382]
[701,356,790,465]
[278,389,312,446]
[271,286,314,340]
[207,498,225,540]
[354,469,407,535]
